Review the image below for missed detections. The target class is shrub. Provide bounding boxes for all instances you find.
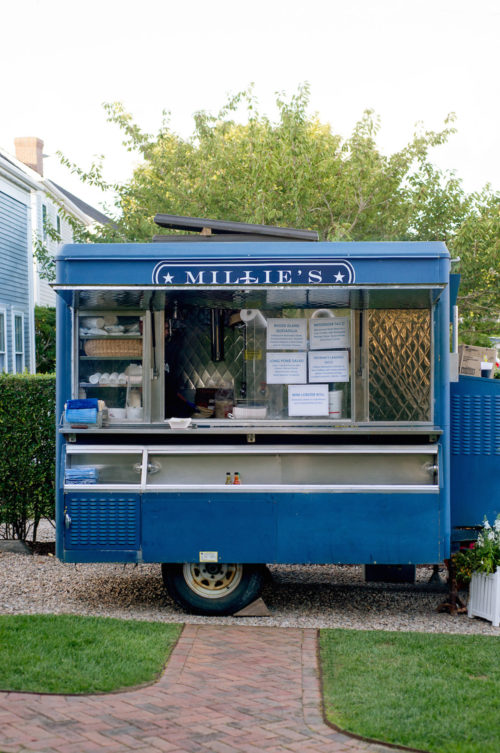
[34,306,56,373]
[452,515,500,585]
[0,374,55,540]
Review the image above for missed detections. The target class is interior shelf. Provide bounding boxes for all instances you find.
[79,383,130,388]
[79,356,143,361]
[79,335,143,340]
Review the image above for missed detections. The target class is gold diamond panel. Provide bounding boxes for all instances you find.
[368,309,431,422]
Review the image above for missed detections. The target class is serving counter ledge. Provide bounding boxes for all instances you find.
[60,423,443,436]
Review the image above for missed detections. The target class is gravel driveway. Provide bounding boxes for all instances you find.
[0,523,497,635]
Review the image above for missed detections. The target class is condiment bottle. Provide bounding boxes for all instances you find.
[233,472,241,485]
[225,472,232,485]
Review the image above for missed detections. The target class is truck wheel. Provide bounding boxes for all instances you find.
[161,562,264,616]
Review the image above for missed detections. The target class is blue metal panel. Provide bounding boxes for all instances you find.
[64,493,140,551]
[141,493,276,563]
[449,273,461,314]
[435,282,451,558]
[275,492,443,564]
[450,375,500,529]
[57,240,450,262]
[56,241,450,288]
[63,549,140,564]
[55,298,72,560]
[140,491,443,565]
[0,190,30,372]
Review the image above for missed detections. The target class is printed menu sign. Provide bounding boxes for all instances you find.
[310,317,350,349]
[288,384,329,416]
[267,319,307,350]
[267,352,307,384]
[308,350,349,382]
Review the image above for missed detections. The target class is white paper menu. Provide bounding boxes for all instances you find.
[309,317,350,349]
[308,350,349,382]
[288,384,329,416]
[267,352,307,384]
[267,318,307,350]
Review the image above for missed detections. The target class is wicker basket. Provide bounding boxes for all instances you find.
[84,339,143,357]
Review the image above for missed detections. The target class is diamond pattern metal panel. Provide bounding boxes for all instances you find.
[76,290,147,309]
[167,312,244,389]
[368,309,431,422]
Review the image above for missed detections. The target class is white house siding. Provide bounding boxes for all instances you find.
[0,176,33,373]
[33,191,88,308]
[37,220,73,307]
[33,192,58,308]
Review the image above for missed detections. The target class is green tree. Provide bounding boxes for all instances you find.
[32,200,91,282]
[34,306,56,373]
[60,85,468,243]
[59,85,498,342]
[450,192,500,345]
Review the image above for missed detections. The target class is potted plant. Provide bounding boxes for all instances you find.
[453,515,500,627]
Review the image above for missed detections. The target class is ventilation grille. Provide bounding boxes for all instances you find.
[451,395,500,456]
[66,496,140,549]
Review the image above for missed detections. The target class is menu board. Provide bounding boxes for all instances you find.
[288,384,329,416]
[267,352,307,384]
[309,317,350,349]
[308,350,349,382]
[267,319,307,350]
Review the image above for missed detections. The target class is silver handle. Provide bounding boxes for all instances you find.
[133,462,160,475]
[64,512,72,529]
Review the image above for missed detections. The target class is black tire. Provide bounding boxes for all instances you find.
[162,562,265,616]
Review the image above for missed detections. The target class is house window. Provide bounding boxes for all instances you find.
[56,214,61,235]
[0,309,6,373]
[13,312,25,373]
[42,204,47,241]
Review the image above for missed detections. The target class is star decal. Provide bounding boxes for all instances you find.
[334,271,345,282]
[163,272,175,283]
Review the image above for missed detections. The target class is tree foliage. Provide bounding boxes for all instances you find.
[32,198,92,283]
[34,306,56,373]
[59,85,499,343]
[449,193,500,343]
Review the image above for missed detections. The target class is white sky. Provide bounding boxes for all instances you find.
[1,0,499,215]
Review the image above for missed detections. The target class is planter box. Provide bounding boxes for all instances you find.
[468,570,500,627]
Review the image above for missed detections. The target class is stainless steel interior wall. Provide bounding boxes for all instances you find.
[165,310,244,391]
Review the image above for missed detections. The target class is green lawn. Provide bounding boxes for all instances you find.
[320,629,500,753]
[0,615,182,694]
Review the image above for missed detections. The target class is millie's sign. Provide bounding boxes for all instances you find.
[152,260,355,286]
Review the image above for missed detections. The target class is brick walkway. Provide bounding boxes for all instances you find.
[0,625,400,753]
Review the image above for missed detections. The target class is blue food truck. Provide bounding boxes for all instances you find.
[54,216,499,614]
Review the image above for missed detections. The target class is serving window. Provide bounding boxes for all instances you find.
[165,304,353,422]
[72,288,433,427]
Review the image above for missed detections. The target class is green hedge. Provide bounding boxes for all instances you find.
[0,374,56,540]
